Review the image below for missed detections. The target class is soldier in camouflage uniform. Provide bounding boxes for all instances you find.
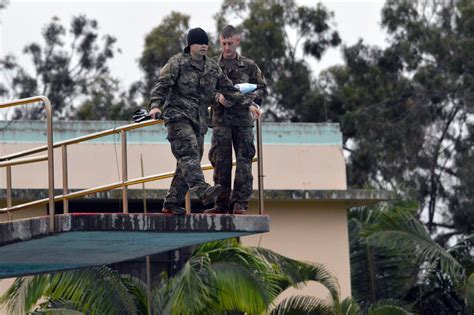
[205,25,267,215]
[149,27,258,215]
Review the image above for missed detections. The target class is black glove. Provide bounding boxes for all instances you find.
[132,108,151,123]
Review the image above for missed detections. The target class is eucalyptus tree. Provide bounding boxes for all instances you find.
[316,0,474,242]
[213,0,340,121]
[0,15,120,120]
[134,11,189,103]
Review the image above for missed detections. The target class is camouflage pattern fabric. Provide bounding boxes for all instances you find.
[149,52,254,208]
[150,52,253,135]
[208,53,267,211]
[163,121,208,208]
[210,53,268,128]
[209,126,255,210]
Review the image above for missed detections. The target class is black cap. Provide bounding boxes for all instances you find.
[187,28,209,45]
[184,28,209,52]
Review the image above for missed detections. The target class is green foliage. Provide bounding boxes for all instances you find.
[269,295,335,315]
[136,11,189,101]
[0,15,120,120]
[1,240,342,315]
[215,0,340,120]
[340,297,362,315]
[155,239,340,314]
[349,202,472,314]
[466,273,474,312]
[74,76,133,121]
[0,267,140,315]
[0,276,49,315]
[367,305,412,315]
[364,206,464,277]
[348,206,418,304]
[254,246,340,305]
[29,309,83,315]
[317,0,474,244]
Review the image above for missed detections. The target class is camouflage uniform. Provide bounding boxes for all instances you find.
[209,53,268,211]
[150,52,253,209]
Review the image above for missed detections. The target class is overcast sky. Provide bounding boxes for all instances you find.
[0,0,388,90]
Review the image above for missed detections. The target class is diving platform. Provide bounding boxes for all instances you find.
[0,213,269,278]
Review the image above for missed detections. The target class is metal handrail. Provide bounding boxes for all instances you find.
[256,119,265,214]
[0,159,256,213]
[0,119,162,161]
[1,102,264,315]
[0,155,48,167]
[0,109,265,220]
[0,96,55,231]
[0,119,163,215]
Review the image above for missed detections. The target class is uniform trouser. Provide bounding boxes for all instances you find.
[208,125,255,211]
[163,120,209,208]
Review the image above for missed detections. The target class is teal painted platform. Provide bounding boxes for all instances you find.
[0,213,269,278]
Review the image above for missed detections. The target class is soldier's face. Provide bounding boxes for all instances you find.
[220,35,240,59]
[190,44,209,58]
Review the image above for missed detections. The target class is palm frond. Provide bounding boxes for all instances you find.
[45,266,139,315]
[119,274,148,315]
[465,273,474,312]
[269,295,335,315]
[30,308,84,314]
[447,234,474,273]
[340,297,362,315]
[150,272,171,315]
[192,238,240,255]
[368,298,413,312]
[196,239,275,279]
[253,247,341,305]
[349,212,418,303]
[405,263,466,314]
[210,261,279,314]
[0,275,49,315]
[367,305,413,315]
[364,207,464,278]
[159,255,216,314]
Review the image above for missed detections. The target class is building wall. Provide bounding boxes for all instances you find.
[243,200,351,300]
[0,121,345,191]
[0,121,351,308]
[0,144,346,191]
[0,205,45,222]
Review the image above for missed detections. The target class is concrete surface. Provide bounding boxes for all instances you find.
[0,213,269,278]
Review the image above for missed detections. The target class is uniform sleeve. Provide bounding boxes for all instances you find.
[251,63,268,105]
[149,57,180,111]
[215,66,253,109]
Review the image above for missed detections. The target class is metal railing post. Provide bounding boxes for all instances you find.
[140,155,148,214]
[0,96,54,230]
[121,130,128,213]
[6,166,12,221]
[185,192,191,214]
[44,97,55,233]
[256,119,264,215]
[146,256,152,315]
[0,118,255,218]
[62,145,69,214]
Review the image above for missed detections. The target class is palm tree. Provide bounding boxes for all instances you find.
[6,202,468,314]
[0,238,340,315]
[267,200,473,314]
[269,295,413,315]
[348,201,473,314]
